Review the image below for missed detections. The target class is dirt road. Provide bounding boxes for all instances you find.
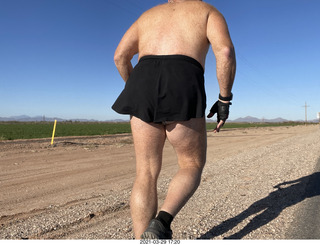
[0,124,319,239]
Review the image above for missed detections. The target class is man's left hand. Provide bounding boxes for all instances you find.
[207,100,231,133]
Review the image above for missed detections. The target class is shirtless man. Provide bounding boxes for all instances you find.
[112,0,236,239]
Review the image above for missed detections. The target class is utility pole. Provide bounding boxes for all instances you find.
[302,102,310,124]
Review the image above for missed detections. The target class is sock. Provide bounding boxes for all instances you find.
[155,211,174,230]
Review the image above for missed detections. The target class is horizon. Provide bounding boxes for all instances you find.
[1,114,318,123]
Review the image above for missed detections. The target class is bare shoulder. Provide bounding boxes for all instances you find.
[137,1,219,21]
[203,2,224,19]
[137,3,167,20]
[189,1,221,14]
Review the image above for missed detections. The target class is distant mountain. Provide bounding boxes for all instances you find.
[310,119,319,123]
[266,117,289,123]
[107,119,129,123]
[232,116,261,123]
[0,115,316,123]
[231,116,289,123]
[0,115,88,122]
[0,115,130,122]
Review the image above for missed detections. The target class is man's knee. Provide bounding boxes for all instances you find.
[135,167,161,183]
[178,153,206,170]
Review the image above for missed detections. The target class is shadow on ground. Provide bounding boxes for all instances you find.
[198,172,320,239]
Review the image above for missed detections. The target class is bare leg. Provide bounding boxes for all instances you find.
[130,116,166,239]
[161,117,207,217]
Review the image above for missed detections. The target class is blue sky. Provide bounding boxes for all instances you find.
[0,0,319,121]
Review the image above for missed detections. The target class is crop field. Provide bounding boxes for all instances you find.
[0,121,131,140]
[0,121,308,141]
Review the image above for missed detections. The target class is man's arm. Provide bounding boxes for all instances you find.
[207,8,236,97]
[206,8,236,132]
[114,21,139,82]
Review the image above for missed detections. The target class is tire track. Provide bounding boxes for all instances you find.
[0,195,130,239]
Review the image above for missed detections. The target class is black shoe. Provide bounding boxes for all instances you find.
[141,219,173,239]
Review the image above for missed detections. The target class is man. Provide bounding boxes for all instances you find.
[112,0,236,239]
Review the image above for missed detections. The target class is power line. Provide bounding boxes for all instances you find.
[302,102,310,123]
[236,53,301,107]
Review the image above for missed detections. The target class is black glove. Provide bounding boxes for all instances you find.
[209,100,231,123]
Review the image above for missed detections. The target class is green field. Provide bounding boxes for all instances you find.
[0,121,309,141]
[0,121,131,140]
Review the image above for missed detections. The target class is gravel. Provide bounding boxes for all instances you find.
[0,126,319,240]
[172,127,320,239]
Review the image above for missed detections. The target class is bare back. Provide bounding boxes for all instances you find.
[137,1,215,68]
[114,2,236,238]
[114,0,234,82]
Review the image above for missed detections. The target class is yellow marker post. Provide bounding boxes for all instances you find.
[51,120,57,145]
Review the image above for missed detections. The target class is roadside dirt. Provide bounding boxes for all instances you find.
[0,124,319,239]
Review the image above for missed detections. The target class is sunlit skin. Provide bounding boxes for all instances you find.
[114,0,236,238]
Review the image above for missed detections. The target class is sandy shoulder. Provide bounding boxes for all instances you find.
[0,125,319,239]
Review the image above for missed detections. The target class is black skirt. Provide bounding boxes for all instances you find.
[112,55,206,123]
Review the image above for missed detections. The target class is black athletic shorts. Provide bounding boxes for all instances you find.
[112,55,206,123]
